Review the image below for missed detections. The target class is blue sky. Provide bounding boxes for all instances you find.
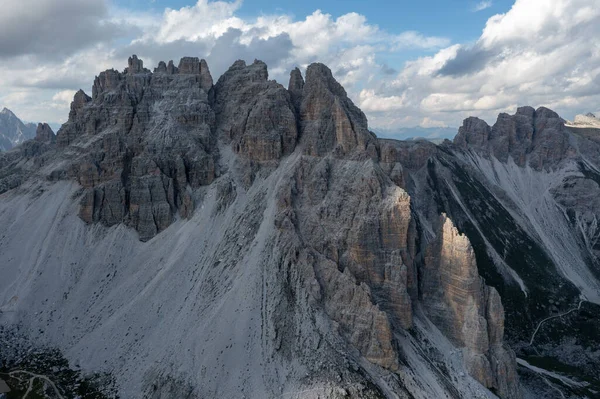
[108,0,513,78]
[117,0,513,66]
[121,0,509,39]
[0,0,599,139]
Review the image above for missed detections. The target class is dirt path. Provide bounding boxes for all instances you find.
[528,299,583,346]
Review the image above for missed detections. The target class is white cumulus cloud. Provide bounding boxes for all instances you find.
[0,0,599,136]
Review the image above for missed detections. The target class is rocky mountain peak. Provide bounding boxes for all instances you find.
[300,62,378,158]
[454,105,573,169]
[213,58,295,165]
[304,62,347,97]
[34,123,55,143]
[515,105,535,117]
[73,89,91,105]
[534,106,560,120]
[0,107,37,151]
[422,214,520,398]
[454,116,491,148]
[41,55,378,237]
[0,54,554,399]
[177,56,200,74]
[57,90,91,147]
[567,111,600,128]
[288,67,304,91]
[175,57,213,90]
[153,60,179,75]
[126,54,147,74]
[155,60,167,73]
[288,67,304,111]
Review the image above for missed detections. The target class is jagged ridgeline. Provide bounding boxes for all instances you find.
[0,108,38,151]
[0,55,599,398]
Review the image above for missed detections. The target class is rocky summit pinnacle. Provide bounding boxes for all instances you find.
[1,55,600,399]
[34,123,55,143]
[299,62,378,158]
[126,54,146,74]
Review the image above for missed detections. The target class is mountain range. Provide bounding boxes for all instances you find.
[372,126,458,142]
[0,55,599,399]
[0,108,38,151]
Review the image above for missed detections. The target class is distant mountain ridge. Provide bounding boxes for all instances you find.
[0,107,37,151]
[566,112,600,128]
[373,125,457,141]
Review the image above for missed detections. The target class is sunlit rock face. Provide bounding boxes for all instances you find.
[422,215,520,398]
[0,55,551,399]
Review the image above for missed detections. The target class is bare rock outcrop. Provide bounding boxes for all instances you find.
[34,123,55,143]
[177,57,213,91]
[154,60,179,75]
[422,214,520,398]
[453,116,491,149]
[0,55,526,398]
[56,56,216,240]
[454,106,574,169]
[55,90,91,146]
[275,156,415,370]
[288,67,304,112]
[213,60,297,162]
[298,63,379,159]
[126,54,147,74]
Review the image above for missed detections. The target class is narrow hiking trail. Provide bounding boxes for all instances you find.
[529,299,584,346]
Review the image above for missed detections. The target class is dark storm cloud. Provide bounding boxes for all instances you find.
[437,44,499,77]
[0,0,134,60]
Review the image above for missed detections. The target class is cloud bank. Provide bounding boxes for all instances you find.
[0,0,598,137]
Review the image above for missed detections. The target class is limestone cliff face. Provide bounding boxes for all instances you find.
[34,123,55,143]
[56,56,217,240]
[287,67,304,114]
[0,55,525,398]
[297,64,379,159]
[276,157,414,370]
[422,215,520,398]
[213,60,297,163]
[454,106,575,169]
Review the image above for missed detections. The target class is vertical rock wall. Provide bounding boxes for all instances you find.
[423,215,521,398]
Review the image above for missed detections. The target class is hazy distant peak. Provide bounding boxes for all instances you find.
[0,107,38,151]
[566,112,600,128]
